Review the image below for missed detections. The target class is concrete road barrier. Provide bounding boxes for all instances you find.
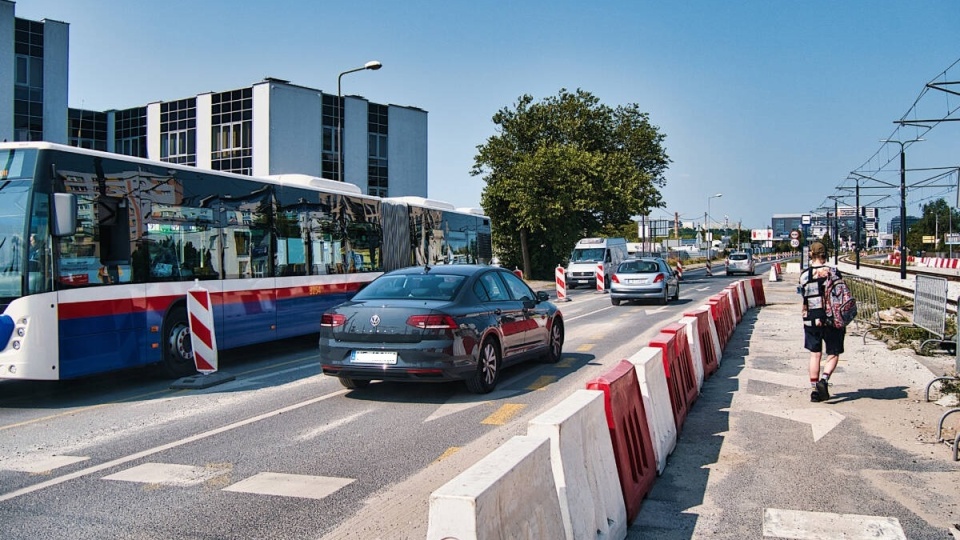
[426,434,565,540]
[626,347,677,474]
[528,389,627,540]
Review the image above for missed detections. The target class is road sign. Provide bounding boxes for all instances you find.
[790,239,800,248]
[789,230,800,240]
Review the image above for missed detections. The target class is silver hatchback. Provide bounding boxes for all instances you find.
[726,252,756,275]
[609,258,679,306]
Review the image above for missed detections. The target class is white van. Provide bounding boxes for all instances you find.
[565,237,628,289]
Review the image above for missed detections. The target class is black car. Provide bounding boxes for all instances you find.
[319,265,564,393]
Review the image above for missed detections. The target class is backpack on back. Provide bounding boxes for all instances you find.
[824,268,857,328]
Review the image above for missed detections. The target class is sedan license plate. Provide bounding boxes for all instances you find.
[352,351,398,365]
[627,278,647,284]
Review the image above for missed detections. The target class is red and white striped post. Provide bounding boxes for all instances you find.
[187,282,218,374]
[676,260,684,281]
[555,265,569,301]
[596,262,606,293]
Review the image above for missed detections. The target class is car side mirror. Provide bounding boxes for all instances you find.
[536,291,550,303]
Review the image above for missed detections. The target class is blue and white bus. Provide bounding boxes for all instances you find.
[0,142,491,380]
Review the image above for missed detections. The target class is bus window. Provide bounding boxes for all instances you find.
[27,195,52,294]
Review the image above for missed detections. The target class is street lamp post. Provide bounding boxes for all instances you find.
[337,60,382,183]
[881,138,923,279]
[706,193,722,258]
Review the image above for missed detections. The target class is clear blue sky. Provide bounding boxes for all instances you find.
[17,1,960,231]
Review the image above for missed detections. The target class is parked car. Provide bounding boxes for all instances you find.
[726,252,756,275]
[319,265,564,394]
[609,257,680,306]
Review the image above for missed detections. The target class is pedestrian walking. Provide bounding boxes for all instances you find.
[798,241,844,402]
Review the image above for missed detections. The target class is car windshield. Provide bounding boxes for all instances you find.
[570,248,604,262]
[730,254,748,261]
[354,273,466,301]
[618,260,660,273]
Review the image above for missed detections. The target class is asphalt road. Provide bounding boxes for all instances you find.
[0,264,756,539]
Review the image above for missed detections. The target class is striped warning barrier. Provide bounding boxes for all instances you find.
[555,265,569,302]
[676,260,683,281]
[705,259,712,277]
[187,282,218,374]
[596,262,606,293]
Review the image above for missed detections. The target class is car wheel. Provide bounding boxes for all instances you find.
[338,377,370,390]
[156,305,198,379]
[661,288,669,305]
[465,337,500,394]
[542,319,564,364]
[611,298,621,306]
[672,283,680,301]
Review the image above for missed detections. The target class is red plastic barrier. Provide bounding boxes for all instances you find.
[647,332,690,430]
[660,323,699,407]
[706,295,732,351]
[586,360,658,523]
[683,307,718,378]
[725,284,743,324]
[718,289,738,331]
[749,277,766,306]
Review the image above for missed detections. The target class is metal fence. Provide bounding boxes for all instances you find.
[845,275,880,330]
[915,275,949,342]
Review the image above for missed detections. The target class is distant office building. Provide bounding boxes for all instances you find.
[0,1,427,199]
[887,215,919,235]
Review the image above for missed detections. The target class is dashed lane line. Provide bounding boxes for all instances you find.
[481,404,526,425]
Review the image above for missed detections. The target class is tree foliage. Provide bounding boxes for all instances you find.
[472,89,670,279]
[906,198,959,254]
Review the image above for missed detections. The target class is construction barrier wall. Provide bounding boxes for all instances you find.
[426,271,770,538]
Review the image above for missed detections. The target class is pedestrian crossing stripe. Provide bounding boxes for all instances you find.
[223,472,354,500]
[763,508,906,539]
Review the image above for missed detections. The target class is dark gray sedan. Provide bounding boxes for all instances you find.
[319,265,564,393]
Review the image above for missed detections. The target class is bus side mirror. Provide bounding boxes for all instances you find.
[52,193,77,237]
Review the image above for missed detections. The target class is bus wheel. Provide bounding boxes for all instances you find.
[158,306,197,379]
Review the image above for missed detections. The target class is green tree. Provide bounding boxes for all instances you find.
[473,89,670,279]
[906,198,959,255]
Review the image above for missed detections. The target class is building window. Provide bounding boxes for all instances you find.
[68,109,108,151]
[160,98,197,165]
[13,18,44,142]
[367,104,388,197]
[322,94,342,181]
[115,107,147,157]
[211,88,252,175]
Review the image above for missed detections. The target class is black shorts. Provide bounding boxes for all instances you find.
[803,324,845,355]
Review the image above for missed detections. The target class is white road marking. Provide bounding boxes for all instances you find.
[103,462,228,486]
[728,393,844,441]
[645,306,669,315]
[564,305,616,322]
[223,472,354,500]
[296,410,372,441]
[763,508,906,539]
[1,454,89,473]
[741,367,805,388]
[0,389,349,503]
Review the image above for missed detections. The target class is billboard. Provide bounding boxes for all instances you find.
[751,229,774,241]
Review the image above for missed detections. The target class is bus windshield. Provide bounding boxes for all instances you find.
[0,149,37,300]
